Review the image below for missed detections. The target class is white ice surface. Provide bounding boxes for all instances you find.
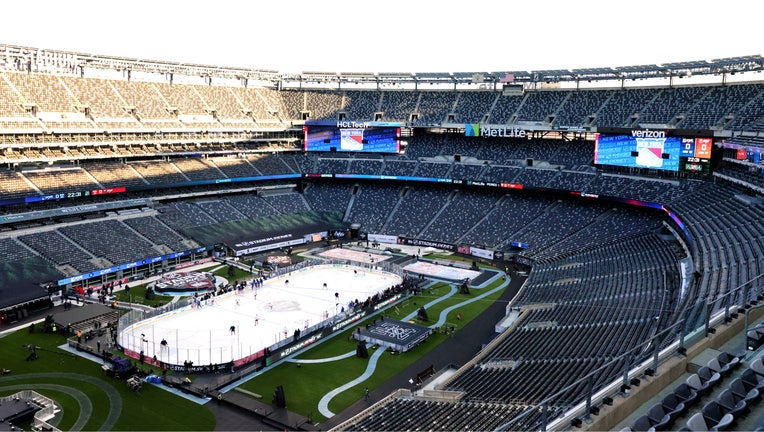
[119,265,401,366]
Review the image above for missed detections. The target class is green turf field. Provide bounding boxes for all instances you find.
[237,276,506,422]
[0,327,216,431]
[0,261,506,429]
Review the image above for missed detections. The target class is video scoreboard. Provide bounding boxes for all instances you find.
[678,137,713,173]
[303,120,401,154]
[594,130,712,174]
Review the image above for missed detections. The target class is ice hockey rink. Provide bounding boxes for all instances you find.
[118,264,402,366]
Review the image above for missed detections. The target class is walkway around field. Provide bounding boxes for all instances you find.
[314,272,509,418]
[317,346,388,418]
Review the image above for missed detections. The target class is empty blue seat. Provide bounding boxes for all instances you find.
[750,356,764,377]
[674,382,699,406]
[717,351,741,371]
[686,372,714,396]
[684,410,730,432]
[646,403,672,431]
[631,414,656,432]
[729,377,760,403]
[746,326,764,351]
[716,388,747,418]
[741,368,764,392]
[707,357,732,377]
[660,392,687,422]
[697,366,721,389]
[701,401,735,431]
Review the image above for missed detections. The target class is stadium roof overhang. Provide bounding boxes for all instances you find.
[0,43,281,83]
[278,56,764,86]
[2,43,763,87]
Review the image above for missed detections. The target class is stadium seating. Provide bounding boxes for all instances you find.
[222,193,282,219]
[728,377,760,404]
[278,90,308,120]
[715,162,764,190]
[341,91,381,121]
[379,91,419,122]
[660,392,688,423]
[17,230,97,272]
[631,414,657,432]
[2,64,764,432]
[489,94,524,124]
[553,89,611,128]
[636,86,708,127]
[155,201,218,231]
[195,200,246,223]
[22,168,99,194]
[347,157,384,175]
[172,158,222,181]
[123,216,190,251]
[592,88,655,128]
[700,401,735,431]
[708,357,734,378]
[316,157,351,174]
[192,84,253,128]
[302,182,352,214]
[413,161,452,178]
[1,70,763,134]
[260,192,309,214]
[680,84,762,130]
[715,389,748,418]
[673,383,700,407]
[412,92,457,126]
[58,220,157,266]
[514,90,569,124]
[81,161,149,189]
[420,190,500,243]
[130,160,189,184]
[342,397,545,432]
[716,351,742,370]
[750,357,764,378]
[681,411,727,431]
[380,159,418,177]
[699,366,724,388]
[645,403,673,431]
[452,91,497,124]
[208,157,259,178]
[0,237,36,263]
[344,184,402,233]
[0,169,40,199]
[383,187,451,238]
[741,368,764,392]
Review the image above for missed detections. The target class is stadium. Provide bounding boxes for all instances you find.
[0,40,763,432]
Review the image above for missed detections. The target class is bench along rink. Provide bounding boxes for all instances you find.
[118,264,402,367]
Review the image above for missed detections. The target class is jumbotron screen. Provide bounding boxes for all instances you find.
[594,131,712,173]
[303,120,401,153]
